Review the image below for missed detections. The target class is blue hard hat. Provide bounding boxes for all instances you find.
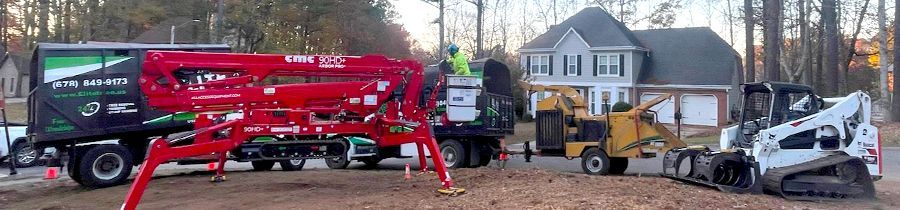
[448,44,459,55]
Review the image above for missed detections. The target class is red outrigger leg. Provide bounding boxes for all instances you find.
[415,141,429,172]
[121,121,242,210]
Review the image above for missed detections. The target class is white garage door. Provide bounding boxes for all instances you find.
[681,95,718,126]
[640,93,675,124]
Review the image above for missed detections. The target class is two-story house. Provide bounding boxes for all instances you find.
[520,7,741,127]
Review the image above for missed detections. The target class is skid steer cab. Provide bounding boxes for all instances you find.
[663,82,881,200]
[520,82,686,175]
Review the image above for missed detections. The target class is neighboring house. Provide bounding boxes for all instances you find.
[519,7,741,127]
[0,53,31,98]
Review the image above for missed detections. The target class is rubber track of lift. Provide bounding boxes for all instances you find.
[762,155,876,201]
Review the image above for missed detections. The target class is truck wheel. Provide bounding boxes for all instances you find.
[478,153,492,167]
[581,148,610,175]
[11,138,42,168]
[439,139,468,169]
[609,157,629,175]
[279,159,306,171]
[325,155,350,169]
[67,150,84,185]
[78,145,133,188]
[251,161,275,171]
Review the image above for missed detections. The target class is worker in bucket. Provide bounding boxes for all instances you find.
[447,43,471,75]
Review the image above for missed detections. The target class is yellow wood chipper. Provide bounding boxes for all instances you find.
[520,82,686,175]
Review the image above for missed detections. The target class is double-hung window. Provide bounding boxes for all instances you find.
[530,55,550,75]
[566,55,578,76]
[596,54,620,76]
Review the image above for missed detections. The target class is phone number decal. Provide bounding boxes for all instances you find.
[52,78,128,89]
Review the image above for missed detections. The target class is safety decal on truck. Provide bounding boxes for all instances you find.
[43,56,133,83]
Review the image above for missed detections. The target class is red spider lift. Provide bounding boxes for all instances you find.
[121,51,464,209]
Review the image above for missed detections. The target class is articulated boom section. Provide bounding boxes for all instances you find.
[122,51,457,210]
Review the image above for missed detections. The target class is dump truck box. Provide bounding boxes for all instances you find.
[27,42,231,148]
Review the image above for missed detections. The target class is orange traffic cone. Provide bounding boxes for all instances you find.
[404,163,412,180]
[44,167,59,180]
[207,162,216,171]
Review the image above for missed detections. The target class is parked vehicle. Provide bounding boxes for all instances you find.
[28,42,231,187]
[0,122,39,167]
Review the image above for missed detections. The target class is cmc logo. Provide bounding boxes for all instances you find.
[285,55,316,64]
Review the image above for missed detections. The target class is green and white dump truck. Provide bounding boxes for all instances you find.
[28,43,230,187]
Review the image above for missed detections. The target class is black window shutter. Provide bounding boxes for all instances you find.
[619,54,625,77]
[592,55,598,76]
[548,55,554,75]
[577,55,582,75]
[526,56,531,75]
[562,55,568,76]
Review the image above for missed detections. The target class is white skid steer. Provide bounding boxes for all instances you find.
[663,82,881,200]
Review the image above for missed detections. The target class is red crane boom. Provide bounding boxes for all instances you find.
[121,51,462,209]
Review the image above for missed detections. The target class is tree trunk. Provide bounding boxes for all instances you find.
[744,0,755,82]
[892,0,900,121]
[838,0,871,95]
[53,0,62,42]
[762,0,781,81]
[37,0,50,42]
[213,0,224,43]
[438,0,445,59]
[63,0,71,42]
[0,0,6,48]
[796,0,811,84]
[475,0,483,58]
[880,0,889,102]
[802,0,814,85]
[823,0,839,96]
[23,0,34,49]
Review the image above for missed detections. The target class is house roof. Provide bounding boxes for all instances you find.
[633,27,739,86]
[1,53,31,76]
[10,54,30,76]
[520,7,642,49]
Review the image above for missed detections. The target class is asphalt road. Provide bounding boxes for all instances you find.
[3,146,898,187]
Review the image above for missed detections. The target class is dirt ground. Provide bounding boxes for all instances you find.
[2,168,897,210]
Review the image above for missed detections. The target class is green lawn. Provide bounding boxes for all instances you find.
[682,135,720,145]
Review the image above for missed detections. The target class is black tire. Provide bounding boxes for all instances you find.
[478,153,492,167]
[581,147,610,175]
[439,139,468,169]
[325,155,350,169]
[78,145,133,188]
[11,138,42,168]
[609,157,629,175]
[251,160,275,171]
[67,150,84,185]
[359,156,382,168]
[279,159,306,171]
